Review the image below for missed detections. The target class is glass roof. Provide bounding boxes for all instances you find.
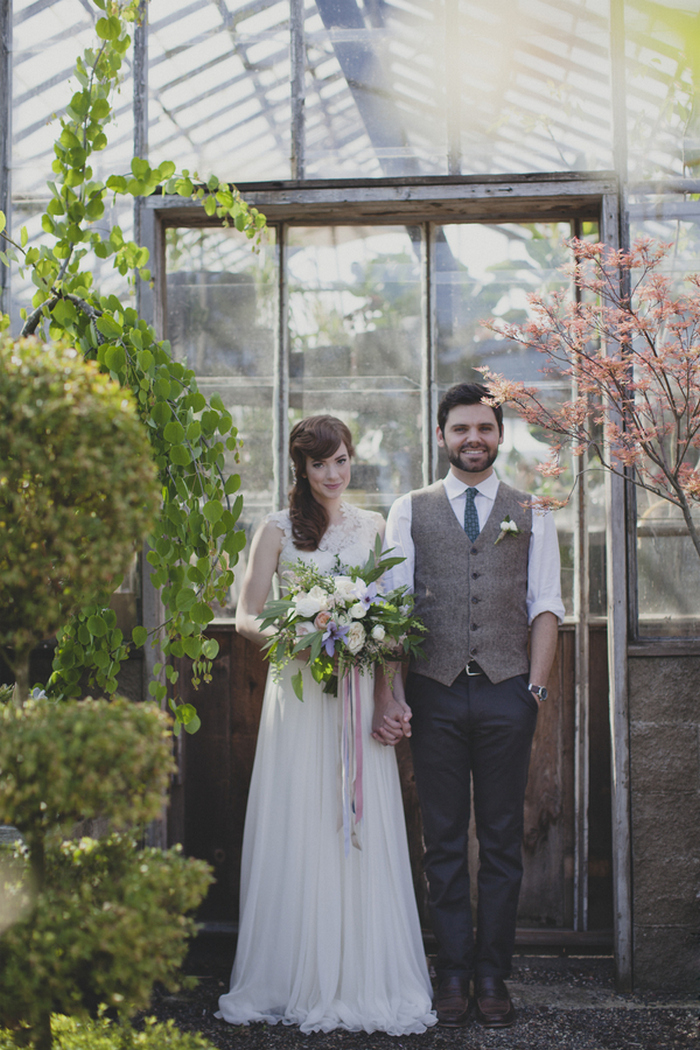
[9,0,700,200]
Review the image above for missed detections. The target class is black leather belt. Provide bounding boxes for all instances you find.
[465,660,484,676]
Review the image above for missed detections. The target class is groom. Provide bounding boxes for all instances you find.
[373,382,564,1028]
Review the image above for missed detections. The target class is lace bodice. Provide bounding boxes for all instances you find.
[266,502,385,576]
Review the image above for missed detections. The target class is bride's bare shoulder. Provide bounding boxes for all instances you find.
[251,514,288,557]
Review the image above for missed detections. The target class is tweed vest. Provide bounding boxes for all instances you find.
[409,479,532,686]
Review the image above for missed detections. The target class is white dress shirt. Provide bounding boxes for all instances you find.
[384,471,566,624]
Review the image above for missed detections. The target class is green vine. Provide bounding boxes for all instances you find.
[0,0,266,732]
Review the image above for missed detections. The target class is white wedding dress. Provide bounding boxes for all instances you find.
[217,502,436,1035]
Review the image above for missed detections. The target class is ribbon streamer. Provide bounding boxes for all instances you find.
[341,665,364,856]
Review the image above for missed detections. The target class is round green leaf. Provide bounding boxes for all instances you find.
[170,444,191,467]
[191,601,214,626]
[163,420,185,444]
[132,625,148,647]
[87,615,107,638]
[202,500,223,524]
[104,345,126,372]
[202,638,219,660]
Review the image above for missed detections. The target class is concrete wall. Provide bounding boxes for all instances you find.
[628,656,700,992]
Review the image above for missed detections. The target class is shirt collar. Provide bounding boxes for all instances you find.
[443,469,500,501]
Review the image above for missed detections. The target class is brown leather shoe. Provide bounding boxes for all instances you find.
[474,976,515,1028]
[434,974,471,1027]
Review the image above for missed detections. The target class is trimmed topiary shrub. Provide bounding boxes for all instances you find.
[0,337,159,702]
[0,699,213,1049]
[0,1015,215,1049]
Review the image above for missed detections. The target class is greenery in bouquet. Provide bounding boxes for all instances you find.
[259,536,426,699]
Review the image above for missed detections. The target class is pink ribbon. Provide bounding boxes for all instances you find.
[341,666,364,856]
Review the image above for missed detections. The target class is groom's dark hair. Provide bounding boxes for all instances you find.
[438,382,504,437]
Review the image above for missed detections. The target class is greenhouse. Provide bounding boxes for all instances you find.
[2,0,699,993]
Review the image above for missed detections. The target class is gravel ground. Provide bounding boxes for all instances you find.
[146,938,700,1050]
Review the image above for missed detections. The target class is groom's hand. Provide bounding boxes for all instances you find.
[372,666,412,746]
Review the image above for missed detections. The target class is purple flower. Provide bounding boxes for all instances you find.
[354,580,380,611]
[322,620,350,657]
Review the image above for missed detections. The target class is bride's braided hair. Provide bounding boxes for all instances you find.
[289,415,355,550]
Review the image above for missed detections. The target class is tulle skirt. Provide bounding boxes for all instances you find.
[216,662,436,1035]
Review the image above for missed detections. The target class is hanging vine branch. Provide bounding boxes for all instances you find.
[0,0,267,732]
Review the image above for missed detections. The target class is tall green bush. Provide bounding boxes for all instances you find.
[0,338,160,705]
[0,698,213,1049]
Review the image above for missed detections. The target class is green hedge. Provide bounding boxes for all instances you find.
[0,836,211,1029]
[0,1016,215,1049]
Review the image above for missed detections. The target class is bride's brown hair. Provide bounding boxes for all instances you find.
[289,415,355,551]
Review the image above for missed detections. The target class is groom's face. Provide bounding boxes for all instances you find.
[437,403,503,482]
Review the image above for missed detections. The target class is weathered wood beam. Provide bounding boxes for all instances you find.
[290,0,305,180]
[144,173,618,227]
[600,182,633,994]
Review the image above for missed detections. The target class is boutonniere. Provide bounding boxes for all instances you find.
[495,515,519,545]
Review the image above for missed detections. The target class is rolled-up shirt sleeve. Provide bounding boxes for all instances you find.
[382,493,415,595]
[527,509,566,624]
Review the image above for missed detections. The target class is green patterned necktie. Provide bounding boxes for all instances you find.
[463,487,480,542]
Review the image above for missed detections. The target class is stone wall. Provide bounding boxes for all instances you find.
[628,656,700,992]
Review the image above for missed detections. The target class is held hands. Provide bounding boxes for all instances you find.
[372,666,412,747]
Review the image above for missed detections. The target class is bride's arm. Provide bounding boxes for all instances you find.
[235,520,285,646]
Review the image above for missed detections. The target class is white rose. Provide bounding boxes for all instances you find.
[349,602,367,619]
[307,585,330,610]
[333,575,358,601]
[346,622,366,655]
[371,624,386,642]
[295,621,316,637]
[295,593,322,618]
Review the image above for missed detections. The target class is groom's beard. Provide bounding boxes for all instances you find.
[447,445,499,475]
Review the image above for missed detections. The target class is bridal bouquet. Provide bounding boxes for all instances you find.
[259,535,426,700]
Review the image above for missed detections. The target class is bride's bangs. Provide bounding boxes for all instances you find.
[292,417,355,463]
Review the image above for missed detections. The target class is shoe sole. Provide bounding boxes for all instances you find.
[475,1016,515,1028]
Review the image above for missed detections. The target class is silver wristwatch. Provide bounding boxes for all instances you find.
[528,683,548,702]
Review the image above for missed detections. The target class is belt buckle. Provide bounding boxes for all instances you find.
[465,660,482,677]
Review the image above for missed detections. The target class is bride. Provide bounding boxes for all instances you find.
[216,415,436,1035]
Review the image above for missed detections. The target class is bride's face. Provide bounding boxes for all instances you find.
[304,441,351,504]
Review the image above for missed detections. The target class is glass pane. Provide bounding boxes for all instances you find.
[287,226,425,513]
[13,0,135,195]
[627,217,700,637]
[166,227,278,616]
[624,1,700,181]
[148,0,291,180]
[434,222,582,617]
[636,497,700,637]
[303,0,614,178]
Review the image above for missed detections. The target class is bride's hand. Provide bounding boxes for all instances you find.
[372,664,411,747]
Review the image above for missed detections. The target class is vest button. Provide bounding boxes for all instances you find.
[471,596,479,603]
[472,572,479,579]
[471,547,478,555]
[471,648,478,656]
[471,623,478,631]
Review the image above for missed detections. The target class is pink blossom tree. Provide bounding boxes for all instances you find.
[480,238,700,562]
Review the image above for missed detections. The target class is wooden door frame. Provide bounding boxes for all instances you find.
[137,171,632,986]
